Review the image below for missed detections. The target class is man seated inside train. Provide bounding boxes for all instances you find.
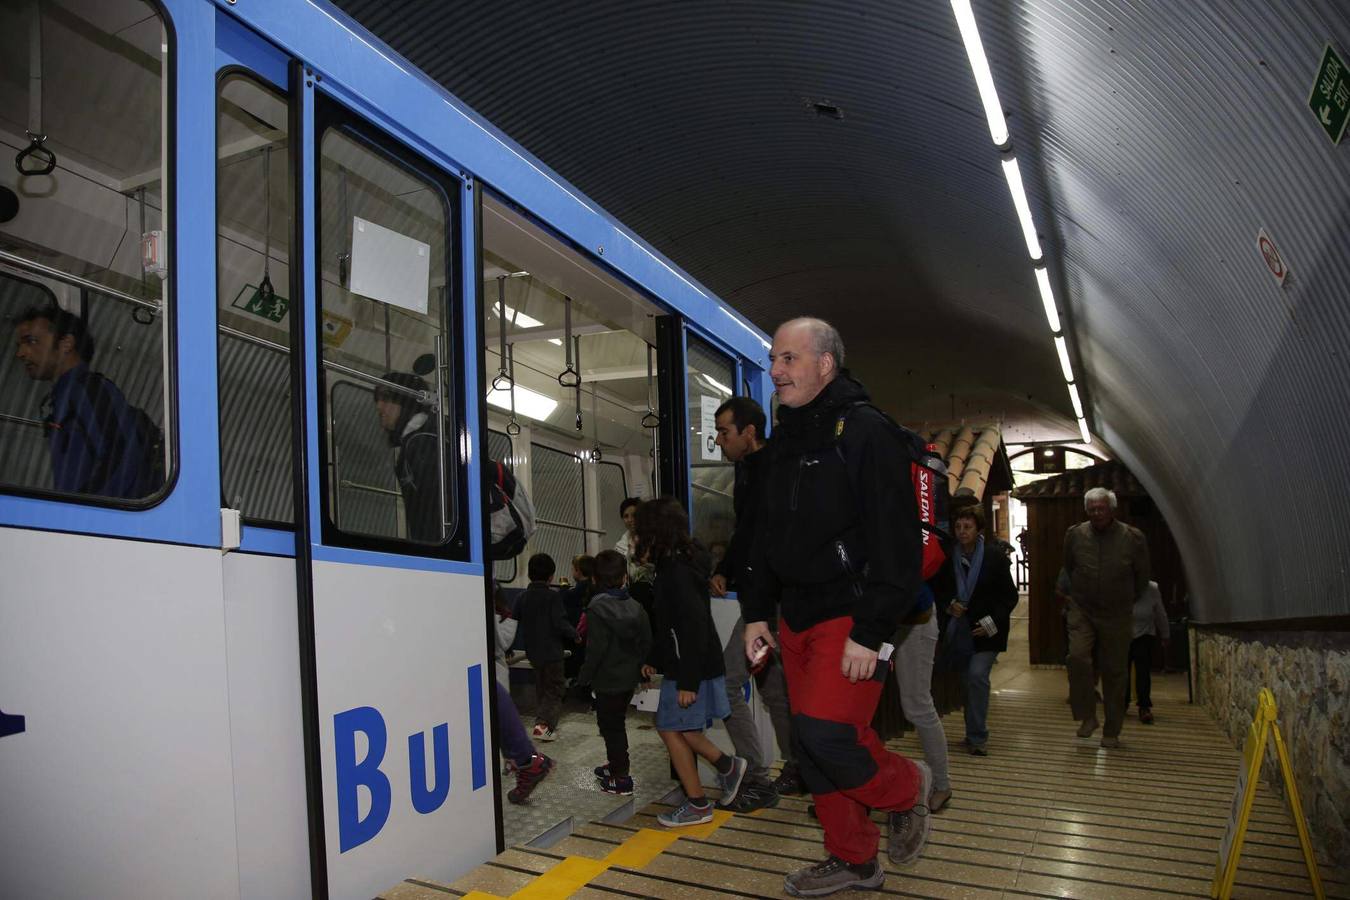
[373,371,442,542]
[14,305,152,498]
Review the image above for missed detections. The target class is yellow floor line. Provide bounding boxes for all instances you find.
[460,892,505,900]
[602,827,680,868]
[508,856,609,899]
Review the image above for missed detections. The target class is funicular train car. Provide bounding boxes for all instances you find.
[0,0,771,896]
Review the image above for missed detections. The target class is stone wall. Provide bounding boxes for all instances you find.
[1195,628,1350,864]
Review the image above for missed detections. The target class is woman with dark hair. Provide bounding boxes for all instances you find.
[933,504,1018,755]
[372,372,441,542]
[634,497,747,827]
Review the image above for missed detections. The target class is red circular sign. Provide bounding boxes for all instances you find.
[1259,235,1285,279]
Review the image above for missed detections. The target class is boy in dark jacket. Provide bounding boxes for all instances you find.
[516,553,577,740]
[576,550,652,795]
[635,498,748,828]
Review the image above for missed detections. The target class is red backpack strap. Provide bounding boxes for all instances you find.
[495,460,505,490]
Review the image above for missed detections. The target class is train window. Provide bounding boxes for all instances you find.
[316,103,461,549]
[595,459,628,552]
[529,442,587,571]
[686,336,736,553]
[0,0,171,505]
[217,73,292,524]
[487,427,517,583]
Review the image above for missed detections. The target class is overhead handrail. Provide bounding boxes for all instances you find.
[0,249,159,313]
[16,1,55,177]
[556,295,580,388]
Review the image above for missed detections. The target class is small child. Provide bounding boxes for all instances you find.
[575,550,652,795]
[634,497,748,826]
[516,553,578,741]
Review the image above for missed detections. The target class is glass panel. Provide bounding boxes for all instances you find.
[686,335,735,551]
[318,118,455,545]
[528,442,586,574]
[487,428,517,583]
[217,73,292,523]
[0,0,170,502]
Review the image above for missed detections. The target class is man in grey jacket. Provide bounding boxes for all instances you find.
[1062,487,1151,748]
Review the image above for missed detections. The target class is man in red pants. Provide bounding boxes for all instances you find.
[744,317,930,897]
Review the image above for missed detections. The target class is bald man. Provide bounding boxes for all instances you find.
[743,318,930,896]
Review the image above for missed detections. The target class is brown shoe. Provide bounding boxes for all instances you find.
[1100,736,1121,749]
[1076,717,1100,738]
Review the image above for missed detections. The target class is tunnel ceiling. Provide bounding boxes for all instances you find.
[331,0,1350,622]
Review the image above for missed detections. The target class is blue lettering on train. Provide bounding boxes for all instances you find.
[333,665,487,853]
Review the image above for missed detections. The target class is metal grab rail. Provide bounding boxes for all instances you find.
[535,517,605,536]
[0,411,44,429]
[0,249,161,312]
[338,479,401,498]
[691,481,734,501]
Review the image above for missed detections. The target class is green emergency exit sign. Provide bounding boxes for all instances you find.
[1308,43,1348,145]
[230,283,289,323]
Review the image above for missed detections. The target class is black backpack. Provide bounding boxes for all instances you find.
[76,371,165,496]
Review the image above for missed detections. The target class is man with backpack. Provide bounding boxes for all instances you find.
[743,317,930,897]
[15,305,159,499]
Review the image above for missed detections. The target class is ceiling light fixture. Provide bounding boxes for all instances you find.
[950,0,1009,147]
[1068,382,1084,419]
[489,303,543,329]
[486,384,557,421]
[1054,335,1074,382]
[700,373,733,396]
[1001,157,1042,260]
[1077,416,1092,445]
[1034,266,1060,333]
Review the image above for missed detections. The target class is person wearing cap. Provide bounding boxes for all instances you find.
[373,371,442,542]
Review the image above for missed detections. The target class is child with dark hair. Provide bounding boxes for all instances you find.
[576,549,652,795]
[563,554,596,681]
[635,497,747,826]
[517,553,577,740]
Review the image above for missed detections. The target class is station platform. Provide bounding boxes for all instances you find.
[383,609,1346,899]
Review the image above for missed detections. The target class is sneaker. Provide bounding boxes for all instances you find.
[1140,709,1154,725]
[887,760,933,866]
[507,753,554,804]
[784,855,883,897]
[772,762,806,796]
[657,798,714,827]
[599,774,634,795]
[531,723,557,741]
[716,755,748,806]
[1076,716,1100,738]
[593,763,612,780]
[968,742,988,757]
[720,777,779,812]
[1100,736,1122,749]
[929,787,952,813]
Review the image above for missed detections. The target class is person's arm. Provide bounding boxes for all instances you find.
[495,615,518,655]
[551,592,578,644]
[1150,589,1170,641]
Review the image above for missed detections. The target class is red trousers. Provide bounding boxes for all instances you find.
[780,616,921,863]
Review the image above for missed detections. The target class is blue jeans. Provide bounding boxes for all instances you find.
[963,651,999,747]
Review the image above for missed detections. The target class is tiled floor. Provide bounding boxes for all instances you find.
[387,604,1347,899]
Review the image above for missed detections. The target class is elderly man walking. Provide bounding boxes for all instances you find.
[1062,487,1150,748]
[743,318,930,897]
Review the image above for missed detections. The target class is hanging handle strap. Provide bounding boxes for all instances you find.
[18,5,54,176]
[557,295,581,388]
[641,343,661,428]
[505,342,522,436]
[573,334,584,432]
[16,133,55,177]
[491,275,512,391]
[257,146,276,305]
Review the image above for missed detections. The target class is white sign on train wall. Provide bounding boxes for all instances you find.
[700,395,722,461]
[1256,229,1289,287]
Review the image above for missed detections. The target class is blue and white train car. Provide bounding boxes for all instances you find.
[0,0,771,896]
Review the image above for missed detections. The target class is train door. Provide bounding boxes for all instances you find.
[291,70,492,899]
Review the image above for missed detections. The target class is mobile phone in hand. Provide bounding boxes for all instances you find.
[870,641,896,682]
[750,636,771,667]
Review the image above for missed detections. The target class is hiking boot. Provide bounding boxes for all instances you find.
[657,797,714,827]
[531,723,557,741]
[1076,716,1100,738]
[507,754,554,804]
[772,762,806,796]
[887,760,933,866]
[720,777,779,812]
[784,855,883,897]
[1100,736,1121,749]
[598,774,634,795]
[716,755,748,806]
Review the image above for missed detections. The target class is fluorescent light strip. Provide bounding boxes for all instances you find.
[1001,157,1043,261]
[486,384,558,421]
[1054,335,1074,382]
[1034,266,1061,333]
[950,0,1009,146]
[700,373,733,396]
[1077,416,1092,445]
[1068,382,1083,419]
[489,303,543,329]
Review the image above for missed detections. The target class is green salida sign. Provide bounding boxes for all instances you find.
[230,283,289,323]
[1308,43,1349,145]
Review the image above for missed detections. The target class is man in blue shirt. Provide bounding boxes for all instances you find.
[14,306,151,499]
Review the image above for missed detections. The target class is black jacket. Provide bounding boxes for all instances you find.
[653,551,726,691]
[516,582,577,665]
[744,374,921,651]
[714,445,768,591]
[576,588,653,694]
[932,544,1019,654]
[394,413,443,543]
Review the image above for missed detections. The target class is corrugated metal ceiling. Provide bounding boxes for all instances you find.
[330,0,1350,622]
